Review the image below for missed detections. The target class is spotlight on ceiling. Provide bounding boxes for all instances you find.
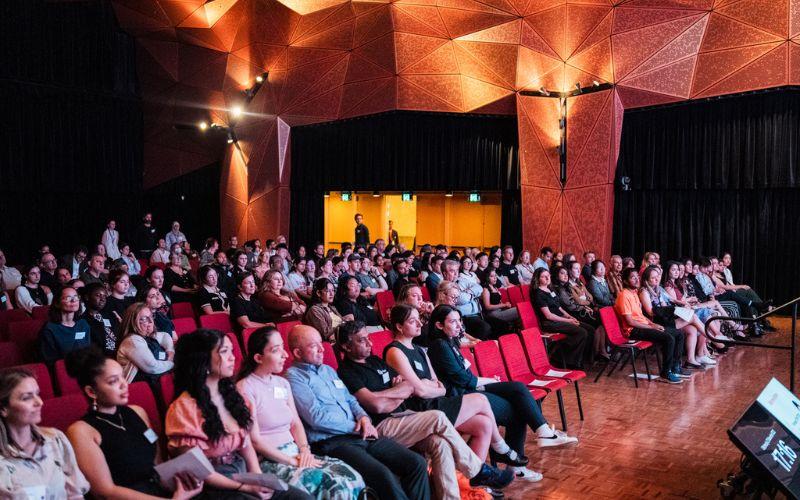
[538,87,550,97]
[445,191,454,197]
[255,75,264,83]
[230,106,243,119]
[592,80,600,87]
[198,121,208,131]
[574,82,582,94]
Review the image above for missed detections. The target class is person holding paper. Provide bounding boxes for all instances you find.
[639,266,716,370]
[64,347,203,499]
[383,304,527,468]
[285,324,431,500]
[335,320,515,499]
[237,327,365,500]
[426,305,577,460]
[39,286,92,365]
[166,329,312,500]
[0,367,90,499]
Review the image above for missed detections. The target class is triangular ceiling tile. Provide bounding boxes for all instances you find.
[460,76,513,110]
[612,13,705,79]
[541,192,563,252]
[564,186,611,253]
[292,20,355,50]
[456,19,521,44]
[395,33,449,72]
[628,15,707,77]
[438,7,516,39]
[694,42,788,97]
[278,0,348,16]
[517,46,564,89]
[692,42,780,94]
[437,0,517,15]
[560,200,585,255]
[521,186,562,250]
[290,3,352,42]
[619,55,697,97]
[392,4,450,38]
[354,4,393,46]
[397,76,462,112]
[790,41,800,83]
[345,53,395,81]
[469,93,516,114]
[615,85,685,108]
[453,40,518,88]
[525,5,568,59]
[517,96,562,188]
[792,0,800,38]
[524,0,567,16]
[287,46,343,68]
[352,32,396,73]
[700,13,783,52]
[566,37,613,82]
[282,87,343,118]
[401,74,464,110]
[566,5,612,58]
[138,38,179,80]
[716,0,788,38]
[573,10,613,55]
[343,77,397,117]
[284,55,350,109]
[612,6,706,33]
[401,41,460,74]
[339,77,395,115]
[521,18,562,59]
[623,0,714,8]
[566,90,610,167]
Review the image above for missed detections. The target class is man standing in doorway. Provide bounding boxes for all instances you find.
[354,213,370,246]
[387,220,399,247]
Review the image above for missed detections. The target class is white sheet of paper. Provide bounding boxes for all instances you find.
[527,379,551,387]
[153,447,214,486]
[674,306,694,322]
[545,369,570,377]
[232,473,289,491]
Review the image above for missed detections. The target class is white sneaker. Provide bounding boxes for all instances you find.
[537,425,579,447]
[700,355,717,365]
[513,466,543,482]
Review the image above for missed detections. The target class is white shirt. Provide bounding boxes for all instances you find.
[165,230,186,249]
[101,228,121,259]
[14,286,53,313]
[723,267,735,286]
[117,331,175,383]
[0,265,22,291]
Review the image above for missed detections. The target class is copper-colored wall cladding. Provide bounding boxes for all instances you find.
[112,0,799,250]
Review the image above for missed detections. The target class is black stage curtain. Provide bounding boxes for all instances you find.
[290,111,520,251]
[614,89,800,304]
[0,0,219,264]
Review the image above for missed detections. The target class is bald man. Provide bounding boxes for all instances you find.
[285,325,430,500]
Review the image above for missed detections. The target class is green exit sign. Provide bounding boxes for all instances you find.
[468,192,481,203]
[402,192,413,201]
[341,191,352,201]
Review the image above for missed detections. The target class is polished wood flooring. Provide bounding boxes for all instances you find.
[506,317,796,499]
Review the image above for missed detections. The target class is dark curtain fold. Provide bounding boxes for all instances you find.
[290,111,520,249]
[614,89,800,304]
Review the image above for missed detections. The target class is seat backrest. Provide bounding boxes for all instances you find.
[600,306,626,346]
[17,363,54,399]
[55,359,80,395]
[420,287,431,302]
[171,302,195,320]
[498,334,532,379]
[199,313,233,333]
[242,327,258,354]
[0,309,32,341]
[172,317,198,336]
[31,306,50,320]
[520,284,531,301]
[128,381,162,434]
[8,319,46,362]
[472,341,509,381]
[520,328,551,374]
[459,347,478,376]
[369,330,394,357]
[499,287,510,304]
[40,394,87,431]
[276,320,301,341]
[507,286,525,306]
[0,342,23,368]
[137,259,149,272]
[159,373,175,405]
[225,332,243,373]
[322,342,338,370]
[375,291,396,323]
[516,302,539,330]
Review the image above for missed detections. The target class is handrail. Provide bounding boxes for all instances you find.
[705,295,799,393]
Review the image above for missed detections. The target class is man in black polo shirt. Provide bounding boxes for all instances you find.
[335,321,513,499]
[497,246,520,286]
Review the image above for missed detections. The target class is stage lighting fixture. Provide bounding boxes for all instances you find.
[592,80,600,87]
[372,191,380,197]
[621,176,631,191]
[538,87,550,96]
[401,192,413,201]
[324,191,330,198]
[468,192,481,203]
[445,191,454,197]
[227,132,235,144]
[574,82,582,94]
[255,75,264,83]
[198,121,208,131]
[231,105,243,119]
[341,191,352,202]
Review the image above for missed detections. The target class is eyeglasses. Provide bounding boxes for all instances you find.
[63,295,80,302]
[138,316,154,323]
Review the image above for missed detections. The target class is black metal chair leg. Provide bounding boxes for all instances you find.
[574,381,584,420]
[607,350,627,377]
[642,348,652,381]
[630,348,640,388]
[556,389,567,432]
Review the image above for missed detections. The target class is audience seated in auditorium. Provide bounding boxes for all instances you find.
[101,220,121,261]
[473,252,490,284]
[304,279,346,343]
[134,213,158,259]
[614,268,686,384]
[284,258,312,303]
[389,258,412,297]
[230,272,274,332]
[65,348,202,499]
[442,259,492,340]
[335,320,515,498]
[211,249,235,298]
[0,368,90,498]
[383,305,525,469]
[605,255,625,298]
[15,265,53,313]
[480,270,519,335]
[167,329,312,500]
[39,287,92,364]
[137,284,177,341]
[285,324,430,500]
[488,255,507,287]
[435,281,482,347]
[529,268,588,369]
[164,253,197,303]
[334,276,381,329]
[196,265,229,315]
[424,255,444,300]
[237,327,365,499]
[60,245,88,281]
[80,283,117,357]
[251,251,270,284]
[258,270,306,324]
[116,303,174,384]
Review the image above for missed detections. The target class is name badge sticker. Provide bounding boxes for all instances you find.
[333,379,346,389]
[158,352,166,360]
[143,428,158,443]
[463,358,472,370]
[413,360,424,372]
[102,319,111,327]
[75,331,86,340]
[273,386,288,400]
[379,370,390,384]
[550,291,557,298]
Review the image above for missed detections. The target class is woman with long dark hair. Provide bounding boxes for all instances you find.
[166,329,311,500]
[65,348,202,499]
[333,276,381,328]
[303,279,346,343]
[237,327,364,499]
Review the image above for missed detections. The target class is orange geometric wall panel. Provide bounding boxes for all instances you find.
[112,0,800,253]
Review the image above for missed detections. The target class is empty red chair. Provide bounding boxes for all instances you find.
[322,342,338,370]
[499,334,568,430]
[517,302,538,330]
[420,287,431,302]
[499,287,510,304]
[472,341,509,381]
[507,286,525,306]
[369,330,394,357]
[31,306,50,320]
[41,394,87,431]
[520,285,531,302]
[160,373,175,405]
[596,307,654,387]
[521,328,585,421]
[173,317,197,337]
[128,381,162,434]
[55,359,80,395]
[225,333,243,373]
[0,309,31,340]
[8,319,46,362]
[0,342,23,368]
[459,347,478,376]
[138,259,149,273]
[171,302,195,320]
[15,363,55,400]
[375,291,395,324]
[199,313,234,332]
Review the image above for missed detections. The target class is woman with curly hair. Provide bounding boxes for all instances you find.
[165,329,312,500]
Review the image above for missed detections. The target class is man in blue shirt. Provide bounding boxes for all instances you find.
[286,325,430,500]
[532,247,553,272]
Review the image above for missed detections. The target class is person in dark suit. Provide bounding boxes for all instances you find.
[354,213,370,246]
[60,245,88,279]
[387,220,399,247]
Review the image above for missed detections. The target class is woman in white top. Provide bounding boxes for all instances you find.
[0,368,89,499]
[164,221,186,250]
[515,250,535,285]
[150,239,170,265]
[15,265,53,313]
[119,242,141,275]
[101,220,121,260]
[458,255,480,286]
[285,258,312,302]
[116,302,174,383]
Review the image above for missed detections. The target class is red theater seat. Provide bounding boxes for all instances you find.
[369,330,393,357]
[322,342,338,370]
[0,309,31,340]
[0,342,24,368]
[596,307,654,388]
[173,317,197,337]
[459,347,478,377]
[375,291,395,324]
[160,373,175,406]
[41,394,87,431]
[226,333,243,373]
[199,313,233,332]
[171,302,195,320]
[55,359,80,396]
[128,381,162,434]
[507,286,525,306]
[8,319,46,362]
[31,306,50,320]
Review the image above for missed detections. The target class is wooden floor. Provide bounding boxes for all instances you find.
[506,317,795,499]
